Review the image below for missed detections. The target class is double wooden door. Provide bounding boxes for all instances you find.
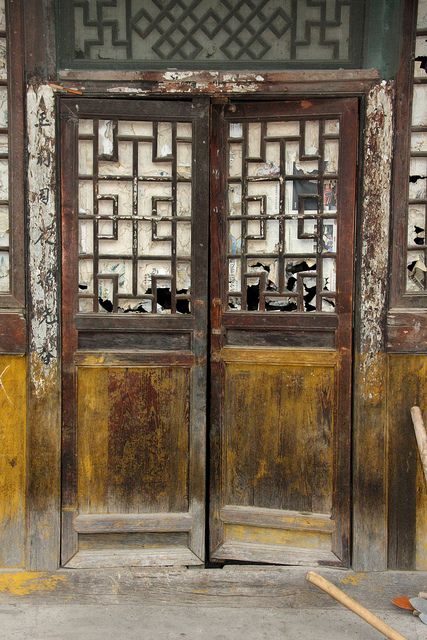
[60,96,357,568]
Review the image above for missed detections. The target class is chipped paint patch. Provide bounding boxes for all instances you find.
[359,81,394,382]
[163,71,195,81]
[27,85,58,397]
[0,572,65,596]
[340,572,368,586]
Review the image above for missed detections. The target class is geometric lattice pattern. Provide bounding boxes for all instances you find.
[406,3,427,292]
[63,0,359,69]
[226,116,340,312]
[77,117,193,314]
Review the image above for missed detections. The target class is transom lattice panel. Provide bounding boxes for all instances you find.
[58,0,364,70]
[77,117,193,314]
[225,116,340,313]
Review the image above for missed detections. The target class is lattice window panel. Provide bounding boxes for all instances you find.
[407,0,427,293]
[77,117,193,314]
[0,0,9,293]
[225,116,340,313]
[58,0,364,70]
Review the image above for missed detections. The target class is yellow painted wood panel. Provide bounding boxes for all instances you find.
[0,355,26,567]
[224,524,332,551]
[223,360,335,514]
[77,366,190,515]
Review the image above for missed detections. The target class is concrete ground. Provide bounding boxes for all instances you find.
[0,603,424,639]
[0,567,426,639]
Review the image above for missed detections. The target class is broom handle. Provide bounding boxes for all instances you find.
[411,406,427,484]
[306,572,407,640]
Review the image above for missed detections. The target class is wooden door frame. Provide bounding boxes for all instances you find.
[209,98,358,567]
[59,96,210,568]
[23,58,394,569]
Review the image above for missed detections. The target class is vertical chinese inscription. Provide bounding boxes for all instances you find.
[78,117,193,314]
[27,85,57,383]
[0,0,9,293]
[225,116,340,313]
[407,0,427,292]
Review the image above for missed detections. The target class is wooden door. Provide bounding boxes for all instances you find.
[61,98,209,568]
[210,99,358,566]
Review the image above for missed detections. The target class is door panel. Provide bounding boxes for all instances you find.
[210,99,358,566]
[61,98,209,568]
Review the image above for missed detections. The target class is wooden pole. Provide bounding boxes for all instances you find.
[411,406,427,484]
[306,572,407,640]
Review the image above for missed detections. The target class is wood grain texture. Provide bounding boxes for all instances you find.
[223,361,335,514]
[387,311,427,353]
[352,82,394,572]
[74,513,192,533]
[0,355,26,567]
[78,532,188,550]
[27,84,60,570]
[387,354,427,570]
[214,542,338,566]
[78,366,190,515]
[224,524,332,552]
[0,567,426,608]
[66,548,201,568]
[220,506,334,533]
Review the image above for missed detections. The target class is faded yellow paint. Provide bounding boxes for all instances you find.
[0,572,65,596]
[224,524,332,551]
[224,360,335,515]
[340,573,368,586]
[0,355,26,568]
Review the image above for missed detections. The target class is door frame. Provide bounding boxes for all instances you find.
[208,98,358,566]
[24,72,393,571]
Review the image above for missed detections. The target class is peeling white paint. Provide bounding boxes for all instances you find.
[163,71,194,81]
[27,85,58,395]
[359,81,394,371]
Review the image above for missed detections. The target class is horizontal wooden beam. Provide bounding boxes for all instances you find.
[66,547,201,569]
[74,513,193,534]
[74,350,195,367]
[387,311,427,353]
[220,506,334,534]
[0,312,26,353]
[219,347,338,366]
[213,542,339,566]
[59,69,380,83]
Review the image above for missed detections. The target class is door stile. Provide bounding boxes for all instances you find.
[61,104,79,565]
[209,98,359,566]
[60,97,210,567]
[209,103,227,556]
[331,98,358,562]
[188,97,210,560]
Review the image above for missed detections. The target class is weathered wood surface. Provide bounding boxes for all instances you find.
[26,84,60,571]
[66,548,201,569]
[78,367,190,515]
[387,312,427,353]
[210,98,357,567]
[60,97,209,567]
[0,568,425,609]
[388,354,427,570]
[220,506,334,533]
[74,513,193,534]
[353,81,394,572]
[0,312,26,353]
[0,354,26,567]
